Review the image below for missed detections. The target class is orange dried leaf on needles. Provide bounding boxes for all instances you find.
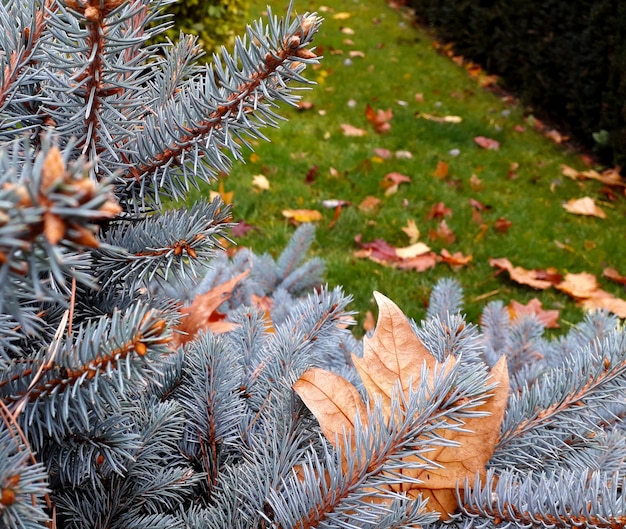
[563,197,606,218]
[489,257,554,290]
[294,293,509,520]
[174,271,249,346]
[508,298,559,328]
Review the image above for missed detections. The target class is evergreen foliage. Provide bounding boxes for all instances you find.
[1,1,626,528]
[156,0,250,58]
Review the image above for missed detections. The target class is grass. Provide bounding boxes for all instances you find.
[190,0,626,334]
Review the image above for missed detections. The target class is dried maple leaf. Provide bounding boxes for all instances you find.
[429,220,456,244]
[365,104,393,133]
[489,257,554,290]
[426,201,452,219]
[174,271,249,346]
[440,248,472,270]
[563,197,606,218]
[383,172,411,185]
[561,164,625,187]
[508,298,559,328]
[473,136,500,150]
[401,219,420,244]
[294,293,509,520]
[354,238,437,272]
[358,195,381,213]
[230,220,258,237]
[555,272,599,299]
[556,272,626,318]
[580,292,626,318]
[493,217,513,233]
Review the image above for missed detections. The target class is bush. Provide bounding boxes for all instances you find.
[157,0,250,56]
[1,1,626,528]
[408,0,626,167]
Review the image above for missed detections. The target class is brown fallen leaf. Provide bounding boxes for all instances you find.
[365,104,393,133]
[603,267,626,285]
[433,160,449,179]
[489,257,555,290]
[426,201,452,219]
[508,298,559,328]
[174,271,249,346]
[294,293,509,520]
[563,197,606,218]
[358,195,381,213]
[340,123,367,137]
[580,292,626,318]
[555,272,599,299]
[440,248,472,270]
[493,217,513,233]
[561,164,625,187]
[252,174,270,190]
[474,136,500,150]
[354,237,437,272]
[429,220,456,244]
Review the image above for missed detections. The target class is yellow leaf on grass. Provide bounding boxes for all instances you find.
[294,293,509,520]
[332,11,352,20]
[401,219,420,244]
[252,174,270,191]
[395,242,431,259]
[282,208,323,223]
[563,197,606,218]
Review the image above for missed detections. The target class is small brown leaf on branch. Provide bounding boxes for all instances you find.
[174,271,249,346]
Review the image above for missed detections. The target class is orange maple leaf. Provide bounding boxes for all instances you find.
[508,298,559,328]
[365,104,393,133]
[173,271,249,347]
[294,293,509,520]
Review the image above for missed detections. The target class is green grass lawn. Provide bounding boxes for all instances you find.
[190,0,626,334]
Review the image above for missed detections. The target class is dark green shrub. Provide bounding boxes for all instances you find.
[160,0,249,56]
[409,0,626,167]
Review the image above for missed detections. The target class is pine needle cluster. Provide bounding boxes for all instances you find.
[1,1,625,528]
